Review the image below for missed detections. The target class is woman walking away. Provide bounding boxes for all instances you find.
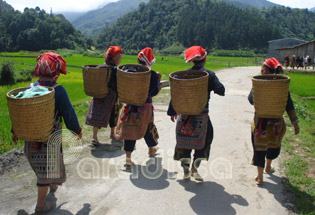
[168,46,225,182]
[11,52,82,213]
[85,46,123,146]
[248,57,300,185]
[116,47,161,169]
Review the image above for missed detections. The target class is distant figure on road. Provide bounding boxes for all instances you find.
[248,57,300,185]
[168,46,225,182]
[284,54,289,68]
[289,55,295,69]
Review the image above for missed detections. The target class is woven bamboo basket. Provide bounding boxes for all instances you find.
[82,65,111,98]
[170,70,209,115]
[6,87,55,142]
[117,64,151,106]
[252,74,290,118]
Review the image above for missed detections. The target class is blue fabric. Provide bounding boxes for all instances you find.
[12,86,50,98]
[146,70,160,103]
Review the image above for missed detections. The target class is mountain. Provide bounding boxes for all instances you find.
[71,0,149,37]
[310,7,315,12]
[97,0,282,51]
[59,11,86,22]
[221,0,281,9]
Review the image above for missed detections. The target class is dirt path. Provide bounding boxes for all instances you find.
[0,66,295,215]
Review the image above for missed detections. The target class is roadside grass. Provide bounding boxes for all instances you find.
[282,71,315,215]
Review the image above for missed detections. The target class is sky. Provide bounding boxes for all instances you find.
[3,0,315,13]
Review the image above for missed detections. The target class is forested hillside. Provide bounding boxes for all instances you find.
[263,6,315,41]
[0,0,87,52]
[72,0,149,37]
[96,0,282,52]
[96,0,315,52]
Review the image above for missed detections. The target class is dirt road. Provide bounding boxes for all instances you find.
[0,66,295,215]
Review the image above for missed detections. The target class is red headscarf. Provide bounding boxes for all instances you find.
[263,58,283,71]
[263,57,283,73]
[138,47,156,67]
[34,52,67,81]
[105,46,123,62]
[184,46,207,63]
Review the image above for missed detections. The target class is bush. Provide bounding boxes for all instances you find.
[212,50,256,57]
[159,44,186,55]
[83,51,103,58]
[0,61,15,86]
[15,68,33,83]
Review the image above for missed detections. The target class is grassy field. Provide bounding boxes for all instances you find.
[282,72,315,215]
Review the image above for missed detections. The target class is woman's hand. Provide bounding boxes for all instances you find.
[76,132,82,140]
[12,133,18,144]
[170,115,177,122]
[294,124,300,135]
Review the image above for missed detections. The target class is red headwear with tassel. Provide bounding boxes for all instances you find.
[184,46,207,63]
[138,47,156,67]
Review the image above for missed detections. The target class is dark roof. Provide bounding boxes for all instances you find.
[276,40,315,50]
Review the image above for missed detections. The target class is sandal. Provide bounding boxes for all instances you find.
[255,176,263,185]
[192,172,203,182]
[264,166,275,174]
[124,158,135,169]
[183,171,191,180]
[92,139,101,146]
[148,146,159,157]
[50,185,58,193]
[35,202,55,214]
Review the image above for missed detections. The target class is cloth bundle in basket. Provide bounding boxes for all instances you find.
[117,64,151,106]
[252,74,290,118]
[170,70,209,115]
[82,65,111,98]
[7,87,55,142]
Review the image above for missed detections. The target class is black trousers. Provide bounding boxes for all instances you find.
[124,123,158,152]
[251,133,281,168]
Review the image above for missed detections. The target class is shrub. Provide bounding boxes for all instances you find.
[15,68,33,83]
[0,61,15,86]
[159,44,186,55]
[212,50,256,57]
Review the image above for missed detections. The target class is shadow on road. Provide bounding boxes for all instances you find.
[90,139,124,159]
[129,157,175,190]
[178,180,249,215]
[16,192,91,215]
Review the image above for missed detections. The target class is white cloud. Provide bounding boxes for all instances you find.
[268,0,315,9]
[4,0,119,12]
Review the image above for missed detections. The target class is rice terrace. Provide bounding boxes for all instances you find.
[1,0,315,214]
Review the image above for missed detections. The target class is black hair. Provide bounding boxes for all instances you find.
[192,59,205,65]
[138,59,146,65]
